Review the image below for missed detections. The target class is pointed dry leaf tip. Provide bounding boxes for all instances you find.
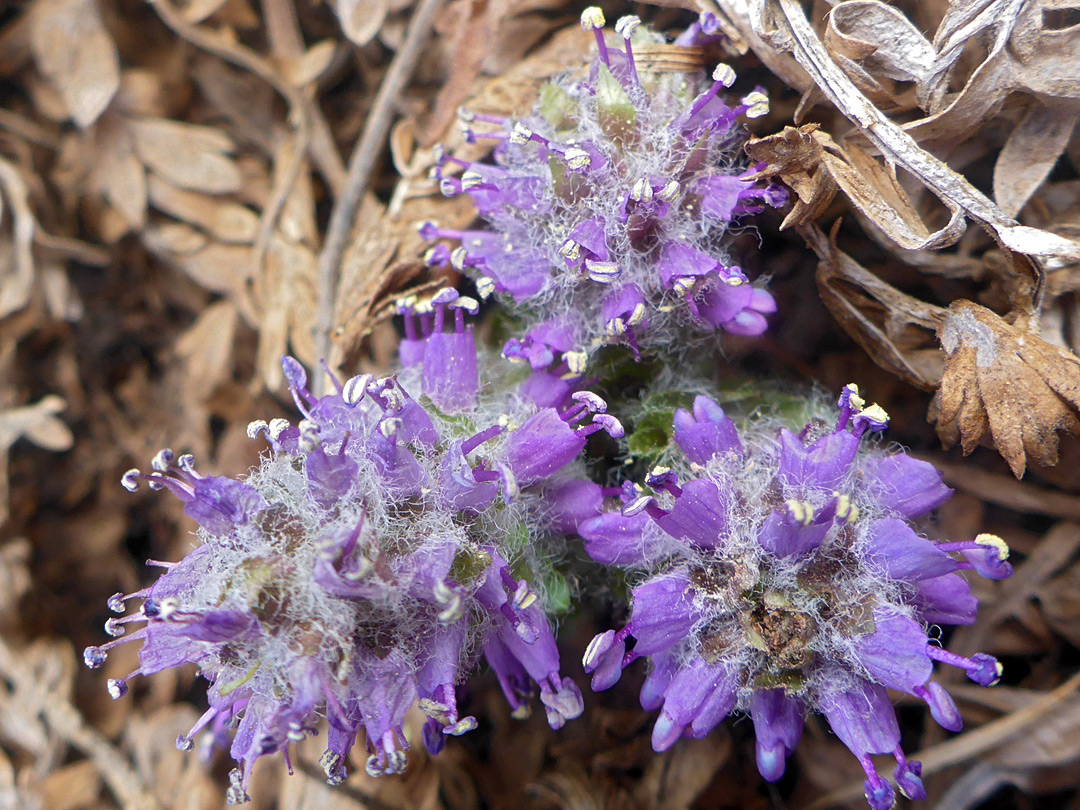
[580,387,1009,810]
[580,6,605,30]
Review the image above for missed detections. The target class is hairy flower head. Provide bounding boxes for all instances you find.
[581,385,1010,810]
[422,9,786,368]
[88,291,621,801]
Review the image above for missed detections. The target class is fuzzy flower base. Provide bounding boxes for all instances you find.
[85,292,620,803]
[582,386,1010,810]
[422,8,786,369]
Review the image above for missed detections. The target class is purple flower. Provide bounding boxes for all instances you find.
[422,9,785,365]
[582,384,1010,810]
[92,320,613,801]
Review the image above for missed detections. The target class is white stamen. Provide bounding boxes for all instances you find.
[615,15,640,38]
[607,317,626,336]
[451,247,468,271]
[564,350,588,375]
[586,260,621,283]
[712,63,736,87]
[975,533,1010,560]
[564,147,591,170]
[743,91,770,118]
[572,391,607,413]
[151,449,174,472]
[456,106,475,122]
[627,303,646,326]
[580,6,605,30]
[246,420,268,440]
[121,469,141,492]
[343,373,372,406]
[476,277,496,299]
[268,418,290,440]
[379,418,401,438]
[656,180,680,201]
[630,177,653,202]
[509,123,533,145]
[461,169,484,190]
[558,239,581,261]
[451,296,480,314]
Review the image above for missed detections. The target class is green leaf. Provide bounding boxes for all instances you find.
[538,83,577,130]
[595,64,637,144]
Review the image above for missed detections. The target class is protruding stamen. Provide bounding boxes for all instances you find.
[246,420,268,440]
[586,260,621,283]
[712,63,736,88]
[615,15,641,85]
[571,391,607,413]
[564,351,588,375]
[268,418,290,440]
[630,177,653,202]
[743,91,770,118]
[580,7,610,65]
[563,147,591,171]
[107,592,127,613]
[925,646,1003,686]
[476,278,496,299]
[343,373,372,406]
[121,469,141,492]
[656,180,680,202]
[152,449,174,472]
[107,678,129,699]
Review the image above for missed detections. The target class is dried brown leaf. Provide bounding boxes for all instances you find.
[173,301,238,403]
[825,1,935,87]
[130,117,242,195]
[805,223,946,390]
[993,104,1079,218]
[334,0,389,47]
[751,0,1080,307]
[147,175,258,243]
[936,300,1080,477]
[40,760,100,810]
[30,0,119,128]
[745,124,838,228]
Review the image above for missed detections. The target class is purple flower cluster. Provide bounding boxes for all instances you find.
[422,8,786,365]
[581,385,1011,810]
[87,291,621,802]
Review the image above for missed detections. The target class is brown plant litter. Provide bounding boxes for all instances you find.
[3,0,1080,808]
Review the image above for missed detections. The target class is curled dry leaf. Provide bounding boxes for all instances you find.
[804,223,945,390]
[29,0,119,128]
[935,300,1080,478]
[744,123,838,230]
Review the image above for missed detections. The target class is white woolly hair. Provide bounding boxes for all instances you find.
[476,64,762,364]
[621,383,936,711]
[165,354,586,707]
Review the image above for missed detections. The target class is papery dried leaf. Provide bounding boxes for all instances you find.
[819,133,966,250]
[332,192,476,367]
[281,39,337,87]
[30,0,119,128]
[173,301,238,403]
[130,117,241,195]
[93,116,147,230]
[806,223,946,390]
[0,394,73,452]
[147,175,258,244]
[936,300,1080,477]
[826,1,935,86]
[1042,556,1080,648]
[994,104,1079,218]
[334,0,389,47]
[0,539,31,620]
[753,0,1080,303]
[40,760,101,810]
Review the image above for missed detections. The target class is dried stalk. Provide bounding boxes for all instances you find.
[311,0,445,395]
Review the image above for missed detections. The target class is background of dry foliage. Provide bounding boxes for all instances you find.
[2,0,1080,808]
